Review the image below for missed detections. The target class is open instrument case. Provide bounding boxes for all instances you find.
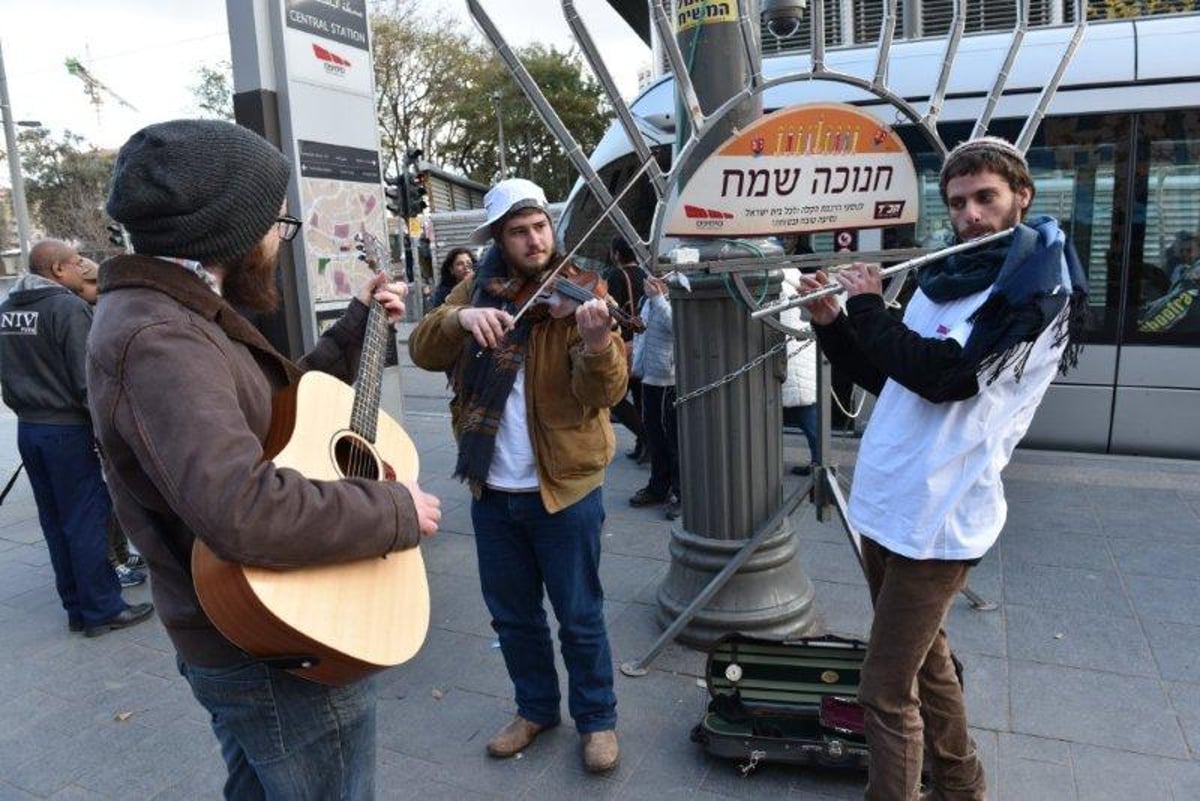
[690,634,871,776]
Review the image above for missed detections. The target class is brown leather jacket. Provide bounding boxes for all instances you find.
[87,256,421,667]
[408,272,627,513]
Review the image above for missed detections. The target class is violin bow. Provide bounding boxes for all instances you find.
[506,154,658,329]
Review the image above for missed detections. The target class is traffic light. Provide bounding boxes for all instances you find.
[384,169,427,218]
[406,172,428,216]
[384,174,406,217]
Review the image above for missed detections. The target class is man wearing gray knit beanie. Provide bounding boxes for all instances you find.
[89,119,442,799]
[798,135,1088,801]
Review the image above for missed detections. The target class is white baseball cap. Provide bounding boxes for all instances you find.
[468,178,549,245]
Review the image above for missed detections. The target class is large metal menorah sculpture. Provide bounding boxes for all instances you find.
[466,0,1087,671]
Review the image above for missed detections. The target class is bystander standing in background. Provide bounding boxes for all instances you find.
[74,256,147,588]
[606,236,647,463]
[0,240,153,636]
[780,267,819,476]
[630,274,680,519]
[431,247,476,309]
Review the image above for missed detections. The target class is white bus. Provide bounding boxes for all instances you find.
[560,11,1200,458]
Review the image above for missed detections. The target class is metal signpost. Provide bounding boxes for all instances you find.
[226,0,391,356]
[652,0,820,649]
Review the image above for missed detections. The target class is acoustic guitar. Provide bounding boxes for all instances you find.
[192,232,429,686]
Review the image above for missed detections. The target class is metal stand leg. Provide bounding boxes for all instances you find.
[619,482,812,678]
[0,463,23,506]
[959,585,999,611]
[820,465,862,572]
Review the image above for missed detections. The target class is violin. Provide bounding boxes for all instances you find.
[512,259,645,334]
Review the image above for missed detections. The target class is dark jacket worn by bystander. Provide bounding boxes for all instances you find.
[0,274,94,425]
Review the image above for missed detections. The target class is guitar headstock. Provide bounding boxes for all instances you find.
[354,231,386,275]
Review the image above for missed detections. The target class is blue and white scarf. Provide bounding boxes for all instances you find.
[917,214,1089,384]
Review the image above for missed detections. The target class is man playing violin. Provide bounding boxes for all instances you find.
[799,138,1089,801]
[409,178,626,773]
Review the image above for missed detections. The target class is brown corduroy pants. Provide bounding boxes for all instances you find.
[858,537,987,801]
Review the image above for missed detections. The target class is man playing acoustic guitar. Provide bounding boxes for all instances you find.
[409,178,626,773]
[89,119,441,800]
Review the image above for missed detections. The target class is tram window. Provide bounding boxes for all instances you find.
[1127,112,1200,343]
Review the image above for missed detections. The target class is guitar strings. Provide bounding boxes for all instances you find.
[348,301,385,480]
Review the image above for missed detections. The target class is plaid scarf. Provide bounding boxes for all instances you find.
[452,246,548,485]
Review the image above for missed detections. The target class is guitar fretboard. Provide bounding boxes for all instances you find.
[350,300,389,443]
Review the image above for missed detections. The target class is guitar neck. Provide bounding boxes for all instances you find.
[350,299,391,443]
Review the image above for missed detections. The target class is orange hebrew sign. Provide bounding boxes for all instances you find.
[664,102,920,237]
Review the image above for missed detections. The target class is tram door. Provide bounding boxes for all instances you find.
[1108,110,1200,457]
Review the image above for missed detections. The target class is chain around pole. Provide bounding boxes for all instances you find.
[673,338,815,408]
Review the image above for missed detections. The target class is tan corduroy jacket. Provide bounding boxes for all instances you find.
[408,273,628,513]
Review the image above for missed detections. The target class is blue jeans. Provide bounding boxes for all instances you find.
[17,421,124,628]
[178,658,377,801]
[783,403,819,461]
[472,487,617,733]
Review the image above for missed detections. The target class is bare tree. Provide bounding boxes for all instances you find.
[18,128,118,256]
[190,61,234,121]
[370,0,477,176]
[440,44,610,200]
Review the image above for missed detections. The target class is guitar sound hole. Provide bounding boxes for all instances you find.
[334,435,380,480]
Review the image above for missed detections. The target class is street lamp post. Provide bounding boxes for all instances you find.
[0,39,33,266]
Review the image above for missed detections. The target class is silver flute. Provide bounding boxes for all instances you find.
[750,227,1015,320]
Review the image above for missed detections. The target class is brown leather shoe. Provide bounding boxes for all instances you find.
[486,715,551,758]
[581,729,619,773]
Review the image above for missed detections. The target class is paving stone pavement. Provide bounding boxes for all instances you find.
[1,333,1198,799]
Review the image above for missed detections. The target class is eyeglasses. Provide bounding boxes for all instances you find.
[276,215,303,242]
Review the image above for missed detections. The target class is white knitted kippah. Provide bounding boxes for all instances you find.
[940,136,1029,182]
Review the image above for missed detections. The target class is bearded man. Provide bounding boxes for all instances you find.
[89,119,441,800]
[799,137,1088,801]
[409,178,626,773]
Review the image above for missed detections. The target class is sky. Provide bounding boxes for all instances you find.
[0,0,651,154]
